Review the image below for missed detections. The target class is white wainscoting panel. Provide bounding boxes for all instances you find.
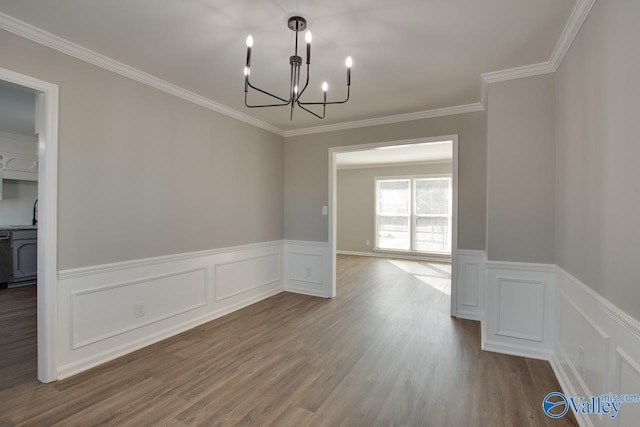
[456,250,486,321]
[497,277,546,342]
[72,267,208,348]
[483,261,556,360]
[57,240,284,379]
[551,267,640,427]
[556,290,609,404]
[214,253,281,301]
[614,348,640,427]
[284,240,331,298]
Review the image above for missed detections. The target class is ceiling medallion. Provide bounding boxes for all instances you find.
[243,16,352,120]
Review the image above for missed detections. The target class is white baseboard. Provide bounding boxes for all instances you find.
[284,286,331,298]
[482,337,553,361]
[456,309,483,322]
[337,249,451,263]
[56,240,285,379]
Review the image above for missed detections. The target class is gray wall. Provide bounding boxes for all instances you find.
[285,111,487,250]
[554,0,640,320]
[337,162,452,253]
[486,74,556,263]
[0,181,38,226]
[0,29,284,270]
[0,83,36,136]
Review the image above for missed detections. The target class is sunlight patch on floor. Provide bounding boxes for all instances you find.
[386,259,451,295]
[414,275,451,295]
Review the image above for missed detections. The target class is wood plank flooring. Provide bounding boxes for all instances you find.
[0,255,577,426]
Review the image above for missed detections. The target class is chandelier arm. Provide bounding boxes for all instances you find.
[297,103,326,119]
[247,80,290,103]
[245,91,291,108]
[298,86,350,106]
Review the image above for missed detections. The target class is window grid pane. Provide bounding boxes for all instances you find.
[377,215,410,250]
[415,216,450,253]
[377,179,410,215]
[415,178,450,216]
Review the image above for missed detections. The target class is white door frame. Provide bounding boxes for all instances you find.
[328,135,459,317]
[0,67,59,382]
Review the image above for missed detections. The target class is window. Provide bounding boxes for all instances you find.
[375,176,452,254]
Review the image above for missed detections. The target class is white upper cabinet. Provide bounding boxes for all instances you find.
[0,151,38,181]
[0,131,38,182]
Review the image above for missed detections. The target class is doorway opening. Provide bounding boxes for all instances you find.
[328,136,459,316]
[0,68,59,383]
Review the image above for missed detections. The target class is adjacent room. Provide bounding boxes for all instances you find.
[0,81,39,390]
[0,0,639,426]
[335,141,454,298]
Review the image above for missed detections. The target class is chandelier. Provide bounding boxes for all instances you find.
[243,16,352,120]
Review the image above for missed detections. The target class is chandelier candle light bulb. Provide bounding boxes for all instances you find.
[243,16,351,119]
[305,31,312,64]
[245,35,253,68]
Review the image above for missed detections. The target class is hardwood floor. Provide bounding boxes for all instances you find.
[0,255,577,426]
[0,285,37,392]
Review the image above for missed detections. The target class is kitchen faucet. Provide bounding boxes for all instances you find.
[32,199,38,226]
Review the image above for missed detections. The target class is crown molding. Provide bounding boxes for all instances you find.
[482,61,555,85]
[480,0,596,107]
[283,103,485,137]
[480,61,554,106]
[548,0,596,70]
[0,12,285,137]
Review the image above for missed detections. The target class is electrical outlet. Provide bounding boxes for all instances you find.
[577,345,585,371]
[366,240,370,246]
[305,267,311,277]
[322,205,328,215]
[135,302,145,318]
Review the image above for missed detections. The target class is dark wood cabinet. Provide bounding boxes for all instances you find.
[1,228,37,287]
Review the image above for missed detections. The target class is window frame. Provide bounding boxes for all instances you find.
[374,174,452,255]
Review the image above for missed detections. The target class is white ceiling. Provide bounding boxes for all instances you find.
[336,140,452,169]
[0,0,576,131]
